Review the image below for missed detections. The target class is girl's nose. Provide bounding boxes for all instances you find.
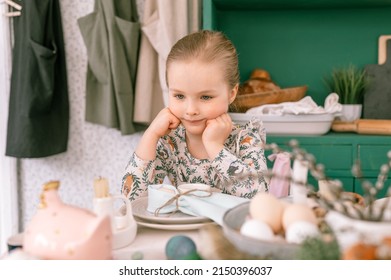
[186,101,199,116]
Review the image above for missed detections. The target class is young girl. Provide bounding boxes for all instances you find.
[122,30,268,200]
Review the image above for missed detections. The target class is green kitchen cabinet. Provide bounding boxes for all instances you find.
[356,145,391,198]
[203,0,391,197]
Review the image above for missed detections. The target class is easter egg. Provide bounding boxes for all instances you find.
[240,219,275,241]
[249,193,284,233]
[165,235,200,260]
[131,251,144,260]
[285,221,320,244]
[282,204,317,230]
[343,242,377,260]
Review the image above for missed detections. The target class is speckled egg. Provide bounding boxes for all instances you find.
[240,219,275,241]
[165,235,200,260]
[249,193,284,233]
[285,221,320,244]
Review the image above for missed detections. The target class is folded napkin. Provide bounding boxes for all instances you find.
[246,93,342,116]
[146,184,249,225]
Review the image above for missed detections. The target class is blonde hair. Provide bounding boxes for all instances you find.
[166,30,239,89]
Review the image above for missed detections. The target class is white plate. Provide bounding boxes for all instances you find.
[134,217,215,231]
[229,112,334,135]
[131,197,211,224]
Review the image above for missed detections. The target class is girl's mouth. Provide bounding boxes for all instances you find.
[184,119,204,125]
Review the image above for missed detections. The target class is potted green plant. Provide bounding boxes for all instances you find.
[324,64,368,122]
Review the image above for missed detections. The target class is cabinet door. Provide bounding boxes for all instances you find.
[358,145,391,176]
[266,143,352,171]
[266,145,354,193]
[303,144,352,171]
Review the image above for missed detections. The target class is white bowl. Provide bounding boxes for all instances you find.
[325,210,391,251]
[222,202,300,259]
[229,113,335,135]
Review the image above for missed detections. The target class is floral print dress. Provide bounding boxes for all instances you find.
[122,119,269,201]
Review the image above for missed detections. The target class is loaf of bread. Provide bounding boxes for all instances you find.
[239,68,280,95]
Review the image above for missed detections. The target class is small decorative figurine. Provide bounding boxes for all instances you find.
[23,181,112,260]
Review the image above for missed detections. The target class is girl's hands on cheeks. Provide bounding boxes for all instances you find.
[147,107,181,139]
[202,113,233,159]
[136,108,180,161]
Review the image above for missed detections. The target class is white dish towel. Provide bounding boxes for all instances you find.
[246,93,342,116]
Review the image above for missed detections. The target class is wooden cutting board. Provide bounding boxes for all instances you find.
[363,39,391,119]
[331,119,391,135]
[378,35,391,64]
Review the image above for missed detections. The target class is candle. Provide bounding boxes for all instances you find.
[94,177,109,198]
[291,159,308,204]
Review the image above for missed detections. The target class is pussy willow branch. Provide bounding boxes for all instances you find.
[228,140,391,221]
[350,150,391,221]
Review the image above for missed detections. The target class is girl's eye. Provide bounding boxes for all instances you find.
[174,94,184,100]
[201,96,212,100]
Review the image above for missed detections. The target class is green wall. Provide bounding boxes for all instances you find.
[204,0,391,105]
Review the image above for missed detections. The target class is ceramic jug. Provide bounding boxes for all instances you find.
[23,181,112,259]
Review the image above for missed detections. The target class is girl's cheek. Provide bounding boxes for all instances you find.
[169,104,182,116]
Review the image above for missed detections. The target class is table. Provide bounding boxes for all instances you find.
[1,226,201,260]
[112,225,201,260]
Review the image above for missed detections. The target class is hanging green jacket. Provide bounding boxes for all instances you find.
[78,0,143,135]
[6,0,69,158]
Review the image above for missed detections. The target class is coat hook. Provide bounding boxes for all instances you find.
[4,0,22,11]
[1,0,22,17]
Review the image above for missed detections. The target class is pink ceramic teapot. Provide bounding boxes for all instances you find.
[23,181,112,259]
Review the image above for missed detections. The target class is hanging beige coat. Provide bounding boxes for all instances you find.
[78,0,143,134]
[133,0,201,124]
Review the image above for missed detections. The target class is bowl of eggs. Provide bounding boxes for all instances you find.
[222,193,321,259]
